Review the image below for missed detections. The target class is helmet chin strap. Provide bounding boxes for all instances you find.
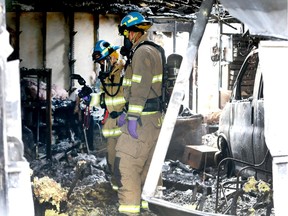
[131,32,141,44]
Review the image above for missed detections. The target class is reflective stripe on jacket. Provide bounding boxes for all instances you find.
[102,126,122,138]
[124,34,163,118]
[101,60,126,138]
[101,61,126,113]
[118,204,140,214]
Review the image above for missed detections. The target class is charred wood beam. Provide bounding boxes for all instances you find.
[42,12,47,68]
[7,0,235,24]
[7,0,202,17]
[68,12,77,90]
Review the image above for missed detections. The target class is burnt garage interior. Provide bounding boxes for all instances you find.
[1,0,287,216]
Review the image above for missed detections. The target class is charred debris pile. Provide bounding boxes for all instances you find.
[29,135,274,216]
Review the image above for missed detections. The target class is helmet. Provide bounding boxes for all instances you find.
[118,11,152,36]
[92,40,120,62]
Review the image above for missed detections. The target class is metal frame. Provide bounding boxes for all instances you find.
[148,17,195,110]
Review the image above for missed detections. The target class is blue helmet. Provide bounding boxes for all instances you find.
[118,11,152,36]
[92,40,120,62]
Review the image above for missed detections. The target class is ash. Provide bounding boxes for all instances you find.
[29,135,274,216]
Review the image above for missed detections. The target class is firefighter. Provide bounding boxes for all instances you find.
[92,40,126,190]
[115,11,164,215]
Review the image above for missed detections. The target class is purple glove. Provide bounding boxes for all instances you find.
[117,112,126,127]
[128,119,138,139]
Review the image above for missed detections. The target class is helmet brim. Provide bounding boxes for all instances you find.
[112,45,120,51]
[93,45,120,62]
[135,21,152,31]
[118,21,152,35]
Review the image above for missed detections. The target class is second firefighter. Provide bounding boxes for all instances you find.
[92,39,126,190]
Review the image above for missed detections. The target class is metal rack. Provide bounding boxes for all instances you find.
[20,68,52,160]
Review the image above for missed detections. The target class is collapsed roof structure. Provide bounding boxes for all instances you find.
[1,0,288,215]
[6,0,236,23]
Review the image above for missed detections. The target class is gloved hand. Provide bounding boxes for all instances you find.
[117,112,126,127]
[128,119,138,139]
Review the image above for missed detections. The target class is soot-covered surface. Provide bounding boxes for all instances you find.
[29,133,274,216]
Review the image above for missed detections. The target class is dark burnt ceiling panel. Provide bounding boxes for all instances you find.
[7,0,201,14]
[6,0,236,22]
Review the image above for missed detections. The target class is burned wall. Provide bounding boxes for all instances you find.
[6,12,121,90]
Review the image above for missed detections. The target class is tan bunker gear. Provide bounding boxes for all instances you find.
[101,61,126,185]
[115,34,163,215]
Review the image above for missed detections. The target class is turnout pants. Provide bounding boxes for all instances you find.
[114,112,162,215]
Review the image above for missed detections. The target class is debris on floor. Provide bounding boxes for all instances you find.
[29,139,274,216]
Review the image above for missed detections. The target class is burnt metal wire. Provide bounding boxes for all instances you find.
[215,150,271,214]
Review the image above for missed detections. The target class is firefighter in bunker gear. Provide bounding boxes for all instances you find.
[115,11,163,215]
[92,40,126,190]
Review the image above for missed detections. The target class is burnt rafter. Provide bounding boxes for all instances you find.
[7,0,234,22]
[8,1,198,15]
[8,0,201,12]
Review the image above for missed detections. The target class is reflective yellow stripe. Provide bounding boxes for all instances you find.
[124,74,162,86]
[141,111,158,115]
[132,74,142,83]
[102,128,122,138]
[119,204,140,214]
[112,184,119,191]
[158,116,163,126]
[127,16,138,24]
[129,104,143,115]
[105,97,126,106]
[152,74,162,83]
[127,107,158,116]
[101,47,110,56]
[123,78,131,86]
[141,200,149,209]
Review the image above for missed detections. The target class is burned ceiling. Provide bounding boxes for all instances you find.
[6,0,238,23]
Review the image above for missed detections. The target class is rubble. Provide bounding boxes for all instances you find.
[29,137,275,216]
